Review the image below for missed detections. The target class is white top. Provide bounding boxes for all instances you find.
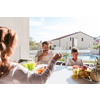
[65,58,83,66]
[0,59,56,84]
[35,50,54,64]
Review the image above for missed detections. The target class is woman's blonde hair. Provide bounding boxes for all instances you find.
[0,27,17,78]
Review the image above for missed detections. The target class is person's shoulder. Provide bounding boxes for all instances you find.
[10,62,20,72]
[37,49,43,53]
[10,61,19,67]
[10,62,27,70]
[78,58,83,61]
[67,58,72,61]
[12,63,29,73]
[66,58,71,62]
[49,50,53,53]
[38,49,43,52]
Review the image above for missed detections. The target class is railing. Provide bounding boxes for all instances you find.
[29,50,91,55]
[91,49,99,55]
[29,49,100,57]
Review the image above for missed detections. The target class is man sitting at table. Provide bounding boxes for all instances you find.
[35,41,54,64]
[65,47,83,66]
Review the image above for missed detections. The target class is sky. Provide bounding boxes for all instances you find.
[30,17,100,42]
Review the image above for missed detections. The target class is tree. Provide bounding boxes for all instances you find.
[93,45,100,50]
[63,52,69,59]
[59,52,69,61]
[29,37,42,50]
[29,37,35,50]
[49,45,52,50]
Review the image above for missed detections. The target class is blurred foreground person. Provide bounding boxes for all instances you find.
[0,27,62,84]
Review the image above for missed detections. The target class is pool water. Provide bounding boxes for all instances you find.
[67,55,100,61]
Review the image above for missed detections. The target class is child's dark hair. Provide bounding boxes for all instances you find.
[71,47,78,53]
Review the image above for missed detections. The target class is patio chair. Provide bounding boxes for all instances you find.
[56,61,65,66]
[18,58,32,63]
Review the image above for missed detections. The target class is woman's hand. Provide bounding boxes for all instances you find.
[53,53,63,61]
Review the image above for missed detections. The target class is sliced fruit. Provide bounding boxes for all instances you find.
[85,70,91,73]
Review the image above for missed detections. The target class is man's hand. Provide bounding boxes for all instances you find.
[38,51,48,61]
[53,53,63,61]
[43,51,48,56]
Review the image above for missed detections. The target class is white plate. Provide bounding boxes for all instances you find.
[66,66,73,70]
[80,76,99,84]
[35,64,47,70]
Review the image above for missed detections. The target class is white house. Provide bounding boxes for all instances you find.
[51,31,94,50]
[0,17,29,62]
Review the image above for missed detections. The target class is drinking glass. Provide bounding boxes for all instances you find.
[22,63,27,68]
[27,61,35,71]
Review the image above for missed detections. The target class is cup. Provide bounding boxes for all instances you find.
[27,61,35,71]
[22,63,27,68]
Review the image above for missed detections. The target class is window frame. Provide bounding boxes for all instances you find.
[81,38,83,41]
[70,37,71,41]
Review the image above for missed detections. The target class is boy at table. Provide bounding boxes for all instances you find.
[65,47,83,66]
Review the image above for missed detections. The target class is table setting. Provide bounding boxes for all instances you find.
[20,58,100,84]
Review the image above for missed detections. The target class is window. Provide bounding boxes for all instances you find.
[69,46,71,50]
[81,38,83,41]
[70,37,71,41]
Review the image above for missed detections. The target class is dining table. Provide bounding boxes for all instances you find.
[35,64,99,84]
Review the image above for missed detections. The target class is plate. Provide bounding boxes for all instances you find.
[35,64,47,74]
[80,76,99,84]
[35,64,47,70]
[66,66,73,70]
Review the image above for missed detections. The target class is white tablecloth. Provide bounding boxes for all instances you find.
[45,65,99,84]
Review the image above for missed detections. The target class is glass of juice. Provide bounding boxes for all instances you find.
[27,61,35,71]
[22,63,27,68]
[30,62,35,71]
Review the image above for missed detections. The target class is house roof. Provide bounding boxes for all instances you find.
[51,31,94,41]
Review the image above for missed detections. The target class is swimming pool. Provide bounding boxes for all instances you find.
[67,55,100,61]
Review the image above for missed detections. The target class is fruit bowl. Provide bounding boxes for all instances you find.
[71,67,100,83]
[80,76,99,84]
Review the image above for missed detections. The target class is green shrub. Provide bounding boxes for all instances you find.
[93,45,100,50]
[59,52,69,61]
[49,45,52,50]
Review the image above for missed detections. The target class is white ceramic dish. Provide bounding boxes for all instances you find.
[80,76,99,84]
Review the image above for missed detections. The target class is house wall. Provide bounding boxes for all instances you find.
[60,37,70,49]
[76,33,93,49]
[51,32,93,50]
[0,17,29,62]
[51,39,60,48]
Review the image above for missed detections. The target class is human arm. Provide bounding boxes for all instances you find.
[38,51,48,61]
[12,53,62,84]
[35,50,48,62]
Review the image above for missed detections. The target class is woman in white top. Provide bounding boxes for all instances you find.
[65,47,83,66]
[0,27,62,84]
